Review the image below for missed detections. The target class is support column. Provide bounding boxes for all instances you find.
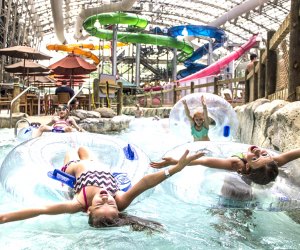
[207,39,213,65]
[288,0,300,101]
[135,43,141,86]
[12,82,20,113]
[265,30,277,97]
[190,81,195,93]
[93,79,100,108]
[10,2,18,47]
[253,61,258,100]
[1,0,12,82]
[244,74,250,103]
[258,49,266,98]
[172,48,177,81]
[112,25,117,76]
[117,82,123,115]
[213,77,218,95]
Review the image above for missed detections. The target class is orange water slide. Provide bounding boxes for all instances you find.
[46,44,100,65]
[67,42,127,50]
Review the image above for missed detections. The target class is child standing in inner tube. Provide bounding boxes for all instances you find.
[0,147,203,232]
[32,104,84,138]
[182,95,210,141]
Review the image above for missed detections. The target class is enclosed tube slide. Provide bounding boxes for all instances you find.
[51,0,137,43]
[46,44,100,65]
[168,25,226,79]
[178,34,258,83]
[83,12,194,61]
[50,0,67,44]
[209,0,270,27]
[66,42,128,50]
[74,0,137,40]
[186,0,269,48]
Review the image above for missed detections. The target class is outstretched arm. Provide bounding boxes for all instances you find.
[201,96,210,129]
[182,99,193,124]
[116,150,203,211]
[0,201,81,224]
[150,155,238,171]
[150,157,179,169]
[274,148,300,167]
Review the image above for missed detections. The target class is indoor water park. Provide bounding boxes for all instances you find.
[0,1,300,249]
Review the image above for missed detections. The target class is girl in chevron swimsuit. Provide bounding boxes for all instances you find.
[0,146,203,231]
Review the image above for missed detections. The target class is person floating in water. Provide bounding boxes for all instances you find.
[151,145,300,185]
[0,147,203,231]
[182,95,210,141]
[32,104,84,138]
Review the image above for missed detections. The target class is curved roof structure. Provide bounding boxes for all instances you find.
[1,0,290,47]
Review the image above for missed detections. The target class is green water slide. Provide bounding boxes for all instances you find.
[83,12,194,61]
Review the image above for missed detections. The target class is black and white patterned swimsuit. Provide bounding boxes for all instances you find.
[74,170,120,196]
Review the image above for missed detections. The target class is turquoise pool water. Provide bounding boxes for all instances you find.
[1,118,300,250]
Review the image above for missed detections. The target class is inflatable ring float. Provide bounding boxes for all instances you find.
[160,141,300,212]
[0,133,151,205]
[169,93,239,142]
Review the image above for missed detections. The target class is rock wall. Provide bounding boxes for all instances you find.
[235,98,300,151]
[235,99,300,184]
[71,108,133,133]
[122,106,172,118]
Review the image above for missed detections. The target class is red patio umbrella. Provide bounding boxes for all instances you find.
[56,79,85,86]
[54,74,89,80]
[5,60,49,73]
[27,75,56,84]
[48,54,97,75]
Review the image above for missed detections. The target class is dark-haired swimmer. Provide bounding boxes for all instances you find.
[151,145,300,185]
[32,104,84,138]
[0,147,204,231]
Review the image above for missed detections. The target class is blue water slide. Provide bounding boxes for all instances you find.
[168,25,227,79]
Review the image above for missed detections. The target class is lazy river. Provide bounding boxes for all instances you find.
[1,118,300,250]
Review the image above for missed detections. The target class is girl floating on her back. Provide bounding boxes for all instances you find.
[0,147,203,231]
[182,95,210,141]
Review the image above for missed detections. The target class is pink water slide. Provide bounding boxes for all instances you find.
[178,34,258,83]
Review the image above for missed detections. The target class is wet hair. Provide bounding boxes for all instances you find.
[193,111,203,119]
[245,161,279,185]
[88,212,164,234]
[250,53,257,61]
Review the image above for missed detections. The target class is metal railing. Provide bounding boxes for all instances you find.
[14,118,30,137]
[68,85,91,110]
[9,86,32,128]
